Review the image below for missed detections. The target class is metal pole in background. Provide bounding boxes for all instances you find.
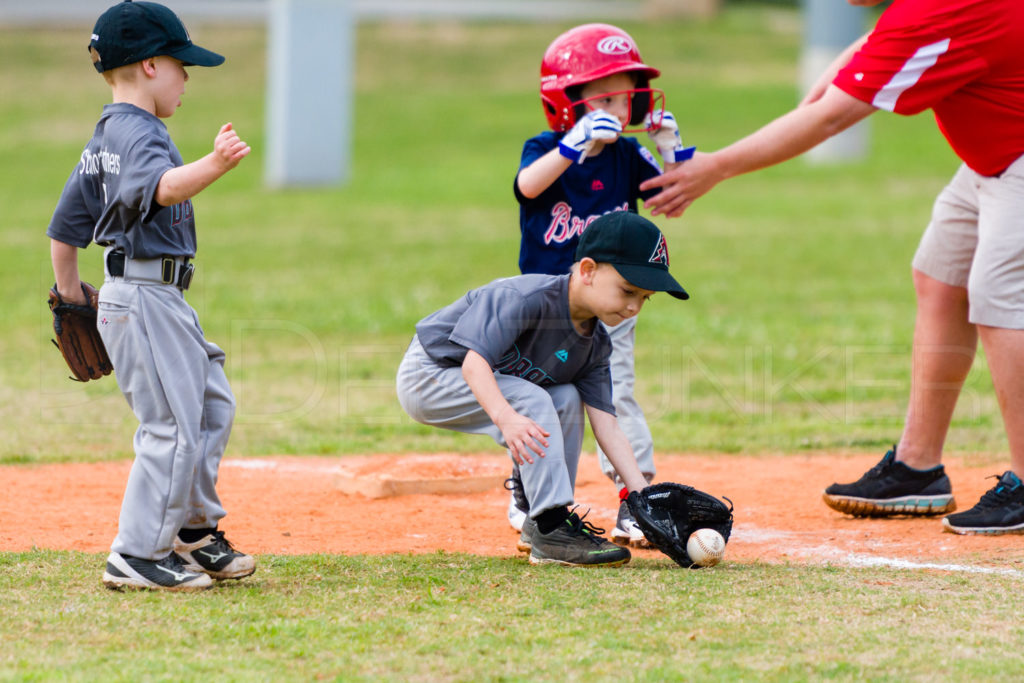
[800,0,868,163]
[265,0,352,187]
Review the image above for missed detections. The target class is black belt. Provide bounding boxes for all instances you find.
[106,251,195,290]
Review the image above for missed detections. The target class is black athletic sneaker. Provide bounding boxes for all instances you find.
[175,530,256,580]
[517,516,536,553]
[943,471,1024,535]
[504,465,530,533]
[823,446,956,517]
[611,500,649,548]
[528,511,631,567]
[102,552,213,591]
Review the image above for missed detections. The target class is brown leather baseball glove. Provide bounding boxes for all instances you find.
[48,282,112,382]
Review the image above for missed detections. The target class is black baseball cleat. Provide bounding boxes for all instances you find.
[528,511,631,568]
[823,446,955,517]
[943,471,1024,535]
[102,552,213,592]
[175,530,256,580]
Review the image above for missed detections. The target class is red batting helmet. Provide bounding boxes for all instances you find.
[540,23,662,132]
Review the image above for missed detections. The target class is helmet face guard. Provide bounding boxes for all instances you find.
[571,87,666,133]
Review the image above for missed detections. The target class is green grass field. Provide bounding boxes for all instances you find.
[2,5,1021,680]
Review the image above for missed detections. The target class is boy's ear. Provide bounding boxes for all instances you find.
[578,257,598,283]
[140,58,158,77]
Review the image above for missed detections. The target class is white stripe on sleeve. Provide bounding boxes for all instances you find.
[871,38,951,112]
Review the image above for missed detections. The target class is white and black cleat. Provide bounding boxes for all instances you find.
[175,530,256,580]
[102,552,213,592]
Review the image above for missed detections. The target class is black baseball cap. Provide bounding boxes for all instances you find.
[89,0,225,73]
[575,211,689,300]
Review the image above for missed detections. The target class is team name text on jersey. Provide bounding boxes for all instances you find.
[79,147,121,176]
[544,201,629,245]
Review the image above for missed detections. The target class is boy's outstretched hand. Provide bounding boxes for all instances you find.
[213,122,251,171]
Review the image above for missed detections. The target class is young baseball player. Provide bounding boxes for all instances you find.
[506,23,694,546]
[47,0,254,591]
[396,211,690,567]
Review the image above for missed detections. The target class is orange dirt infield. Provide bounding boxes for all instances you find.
[3,452,1024,572]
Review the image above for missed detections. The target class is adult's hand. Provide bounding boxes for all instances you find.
[639,151,725,218]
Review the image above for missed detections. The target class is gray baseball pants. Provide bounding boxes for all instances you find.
[596,316,655,486]
[396,336,583,516]
[97,277,234,561]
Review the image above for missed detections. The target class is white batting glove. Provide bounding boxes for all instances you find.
[558,110,622,164]
[646,111,695,163]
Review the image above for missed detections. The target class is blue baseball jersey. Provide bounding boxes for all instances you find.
[47,103,197,259]
[415,273,615,414]
[514,132,663,276]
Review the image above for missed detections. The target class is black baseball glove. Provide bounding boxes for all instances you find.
[626,482,734,568]
[48,282,113,382]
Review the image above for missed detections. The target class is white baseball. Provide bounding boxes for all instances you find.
[686,528,726,567]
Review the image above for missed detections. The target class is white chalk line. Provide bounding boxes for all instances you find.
[735,525,1024,577]
[834,552,1024,577]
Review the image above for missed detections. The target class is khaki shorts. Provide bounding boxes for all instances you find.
[913,153,1024,328]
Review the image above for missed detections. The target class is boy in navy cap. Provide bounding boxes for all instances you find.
[47,1,253,591]
[396,212,689,567]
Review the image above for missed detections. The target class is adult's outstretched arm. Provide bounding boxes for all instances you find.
[640,85,876,218]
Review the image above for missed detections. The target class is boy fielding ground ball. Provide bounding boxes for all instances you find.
[396,212,689,567]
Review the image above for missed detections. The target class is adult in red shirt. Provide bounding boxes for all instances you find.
[641,0,1024,534]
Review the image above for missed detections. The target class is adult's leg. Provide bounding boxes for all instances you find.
[966,157,1024,479]
[977,326,1024,479]
[940,157,1024,533]
[896,271,977,469]
[822,167,977,516]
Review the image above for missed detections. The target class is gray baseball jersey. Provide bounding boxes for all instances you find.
[47,102,196,259]
[415,273,615,414]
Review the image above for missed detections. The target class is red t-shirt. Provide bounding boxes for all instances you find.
[834,0,1024,176]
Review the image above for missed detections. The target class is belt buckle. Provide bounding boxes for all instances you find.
[107,251,125,277]
[160,257,175,284]
[178,262,195,290]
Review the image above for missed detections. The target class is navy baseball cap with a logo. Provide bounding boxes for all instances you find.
[575,211,689,300]
[89,0,225,73]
